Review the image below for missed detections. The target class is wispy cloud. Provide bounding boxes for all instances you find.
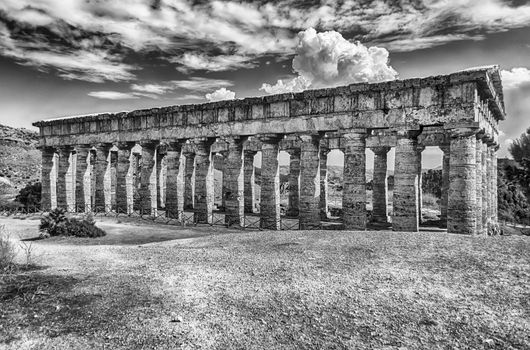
[172,53,257,73]
[88,91,139,100]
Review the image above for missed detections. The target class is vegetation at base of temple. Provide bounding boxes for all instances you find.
[39,208,106,238]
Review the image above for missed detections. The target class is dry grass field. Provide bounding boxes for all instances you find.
[1,216,529,349]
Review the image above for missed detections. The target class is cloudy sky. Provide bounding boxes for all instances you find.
[1,0,530,164]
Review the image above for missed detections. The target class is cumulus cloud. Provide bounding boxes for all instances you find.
[88,91,139,100]
[501,68,530,90]
[205,88,236,102]
[260,28,397,94]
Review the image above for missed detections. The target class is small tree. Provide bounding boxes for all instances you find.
[509,127,530,164]
[15,182,41,209]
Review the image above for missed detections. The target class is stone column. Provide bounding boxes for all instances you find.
[165,141,182,219]
[299,134,321,229]
[259,134,282,230]
[116,142,134,214]
[439,144,450,226]
[371,146,390,223]
[481,142,488,232]
[475,136,484,234]
[447,128,477,235]
[183,151,195,210]
[243,150,256,214]
[393,131,420,232]
[319,146,330,220]
[285,148,300,217]
[193,138,214,224]
[139,141,158,215]
[40,147,55,211]
[56,146,72,210]
[492,145,499,222]
[223,137,245,227]
[215,153,227,211]
[416,145,425,223]
[342,129,367,230]
[75,145,91,212]
[156,146,166,209]
[94,143,112,212]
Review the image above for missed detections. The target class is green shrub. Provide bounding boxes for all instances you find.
[39,208,106,238]
[15,182,41,209]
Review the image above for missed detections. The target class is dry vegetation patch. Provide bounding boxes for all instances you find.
[0,217,529,349]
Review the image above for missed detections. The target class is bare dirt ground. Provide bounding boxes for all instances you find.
[1,216,529,349]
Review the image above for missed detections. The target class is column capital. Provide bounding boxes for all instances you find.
[116,141,135,150]
[370,146,391,155]
[394,128,421,139]
[57,145,73,152]
[220,135,246,144]
[37,145,56,153]
[244,149,257,157]
[258,133,284,144]
[138,140,159,148]
[448,127,480,139]
[439,144,450,153]
[284,148,301,157]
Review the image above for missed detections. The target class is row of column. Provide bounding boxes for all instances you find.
[40,127,498,234]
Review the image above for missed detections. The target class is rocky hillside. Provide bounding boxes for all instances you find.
[0,124,41,198]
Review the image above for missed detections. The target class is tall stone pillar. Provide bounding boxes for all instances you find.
[116,142,134,214]
[371,146,390,223]
[440,144,450,226]
[259,134,282,230]
[75,145,91,212]
[447,128,477,235]
[416,145,425,223]
[475,137,484,234]
[481,142,489,232]
[393,131,420,232]
[193,138,214,224]
[492,145,499,222]
[299,134,321,229]
[139,141,158,215]
[215,153,227,210]
[243,150,256,214]
[40,147,55,211]
[56,146,72,210]
[183,151,195,210]
[156,146,166,209]
[319,146,330,220]
[223,137,245,227]
[165,141,182,219]
[342,129,367,230]
[285,148,300,217]
[94,143,112,212]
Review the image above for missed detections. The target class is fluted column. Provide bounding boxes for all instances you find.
[481,142,488,232]
[243,150,256,213]
[156,146,167,209]
[475,137,484,234]
[416,145,425,223]
[183,151,195,210]
[94,143,112,212]
[139,141,158,215]
[342,129,367,230]
[223,137,245,227]
[193,138,214,224]
[40,147,55,211]
[319,146,330,220]
[393,131,420,232]
[116,142,134,214]
[165,141,183,218]
[299,134,321,230]
[371,146,390,223]
[447,128,477,235]
[215,153,227,211]
[56,146,73,210]
[285,148,300,217]
[492,145,499,222]
[440,144,450,226]
[75,145,91,212]
[259,134,282,230]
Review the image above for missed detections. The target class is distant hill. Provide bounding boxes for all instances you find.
[0,124,41,199]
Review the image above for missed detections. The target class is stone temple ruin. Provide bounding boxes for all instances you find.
[33,66,504,234]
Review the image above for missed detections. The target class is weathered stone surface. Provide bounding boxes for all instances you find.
[56,147,72,210]
[193,138,214,224]
[75,145,91,211]
[139,141,157,215]
[94,143,112,211]
[393,132,420,232]
[475,137,484,234]
[259,135,282,230]
[116,142,134,214]
[40,147,55,210]
[223,137,244,227]
[447,128,477,235]
[371,146,390,223]
[319,146,330,219]
[243,150,256,213]
[416,145,425,223]
[481,142,488,232]
[440,144,450,226]
[183,151,195,210]
[342,130,367,230]
[165,142,182,218]
[299,135,321,230]
[285,148,300,217]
